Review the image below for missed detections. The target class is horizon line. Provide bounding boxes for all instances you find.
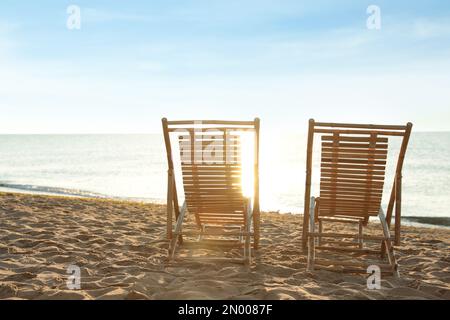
[1,130,449,135]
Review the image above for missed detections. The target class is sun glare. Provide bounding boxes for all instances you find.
[239,132,255,198]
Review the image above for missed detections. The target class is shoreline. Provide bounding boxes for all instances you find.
[0,187,448,229]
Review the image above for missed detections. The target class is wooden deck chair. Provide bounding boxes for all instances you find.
[301,120,412,275]
[162,118,260,265]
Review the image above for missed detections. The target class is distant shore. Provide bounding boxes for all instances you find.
[0,192,449,300]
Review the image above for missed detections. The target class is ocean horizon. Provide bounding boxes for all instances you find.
[1,132,449,226]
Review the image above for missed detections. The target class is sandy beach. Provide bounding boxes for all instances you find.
[0,192,449,300]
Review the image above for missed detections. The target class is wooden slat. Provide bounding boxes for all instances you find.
[318,217,364,223]
[314,122,407,130]
[185,194,244,198]
[183,183,241,188]
[319,208,380,214]
[321,163,386,171]
[321,185,383,193]
[320,203,381,211]
[187,205,245,210]
[188,203,244,207]
[183,177,240,182]
[198,214,244,218]
[182,166,241,171]
[178,135,241,140]
[320,199,382,206]
[199,215,244,220]
[319,202,381,208]
[320,185,383,193]
[184,183,241,187]
[183,178,240,182]
[322,147,387,155]
[182,173,241,177]
[199,219,245,224]
[169,127,254,132]
[189,150,241,155]
[320,194,382,202]
[186,197,245,202]
[321,178,384,187]
[322,135,388,143]
[186,200,245,205]
[319,211,378,217]
[190,204,244,209]
[179,137,240,142]
[185,191,243,195]
[184,186,242,190]
[194,210,245,215]
[190,210,245,215]
[321,158,386,165]
[198,212,243,220]
[321,168,385,176]
[320,188,383,195]
[183,182,241,186]
[168,120,255,126]
[321,173,384,181]
[182,161,241,166]
[322,142,388,149]
[316,128,404,136]
[322,152,387,160]
[319,205,380,211]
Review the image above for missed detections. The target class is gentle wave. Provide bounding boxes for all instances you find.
[0,182,109,198]
[0,182,165,204]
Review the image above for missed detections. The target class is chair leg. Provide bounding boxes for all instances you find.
[307,197,316,271]
[318,220,323,246]
[358,221,363,249]
[168,202,187,261]
[244,231,251,265]
[244,199,253,265]
[198,225,206,241]
[379,209,399,277]
[380,240,387,259]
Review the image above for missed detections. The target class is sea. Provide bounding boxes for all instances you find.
[0,133,449,227]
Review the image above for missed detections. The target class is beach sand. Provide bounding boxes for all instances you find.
[0,192,449,300]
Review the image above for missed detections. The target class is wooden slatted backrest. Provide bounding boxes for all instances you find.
[162,119,260,228]
[179,130,245,226]
[319,132,388,218]
[302,120,413,249]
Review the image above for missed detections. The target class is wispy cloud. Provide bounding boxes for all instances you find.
[135,61,165,72]
[83,8,154,23]
[0,20,20,58]
[413,18,450,38]
[0,20,19,33]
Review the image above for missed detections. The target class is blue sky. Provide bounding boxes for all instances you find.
[1,0,450,133]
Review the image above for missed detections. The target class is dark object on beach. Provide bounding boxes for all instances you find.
[403,216,450,227]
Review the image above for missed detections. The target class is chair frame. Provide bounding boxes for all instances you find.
[302,120,412,274]
[162,118,260,264]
